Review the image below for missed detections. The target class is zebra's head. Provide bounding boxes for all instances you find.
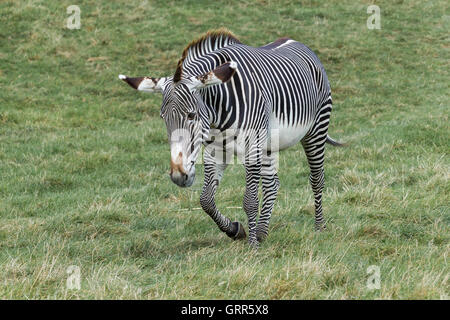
[119,61,237,187]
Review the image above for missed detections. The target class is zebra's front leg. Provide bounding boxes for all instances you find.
[243,165,262,247]
[256,153,280,243]
[199,162,246,240]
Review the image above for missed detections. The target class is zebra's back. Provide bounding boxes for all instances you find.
[212,39,331,149]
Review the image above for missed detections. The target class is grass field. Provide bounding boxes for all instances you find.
[0,0,448,299]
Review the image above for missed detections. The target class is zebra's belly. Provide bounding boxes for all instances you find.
[207,114,312,157]
[266,115,313,152]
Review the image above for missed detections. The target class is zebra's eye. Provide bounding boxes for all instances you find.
[187,112,196,120]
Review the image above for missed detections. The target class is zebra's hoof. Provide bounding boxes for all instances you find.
[249,240,260,249]
[315,223,327,232]
[228,222,246,240]
[256,232,267,243]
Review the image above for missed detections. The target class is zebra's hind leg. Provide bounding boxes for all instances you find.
[199,157,246,240]
[302,104,332,231]
[255,153,280,243]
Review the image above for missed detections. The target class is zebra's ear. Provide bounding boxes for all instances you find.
[119,75,166,93]
[189,61,237,90]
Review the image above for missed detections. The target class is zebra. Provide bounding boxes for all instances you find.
[119,29,343,247]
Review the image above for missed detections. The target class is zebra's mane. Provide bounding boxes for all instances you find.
[173,28,241,82]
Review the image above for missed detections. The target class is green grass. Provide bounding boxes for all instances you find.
[0,0,448,299]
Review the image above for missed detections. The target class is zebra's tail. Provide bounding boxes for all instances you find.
[326,135,346,147]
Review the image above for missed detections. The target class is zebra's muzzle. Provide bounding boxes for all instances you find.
[170,163,195,188]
